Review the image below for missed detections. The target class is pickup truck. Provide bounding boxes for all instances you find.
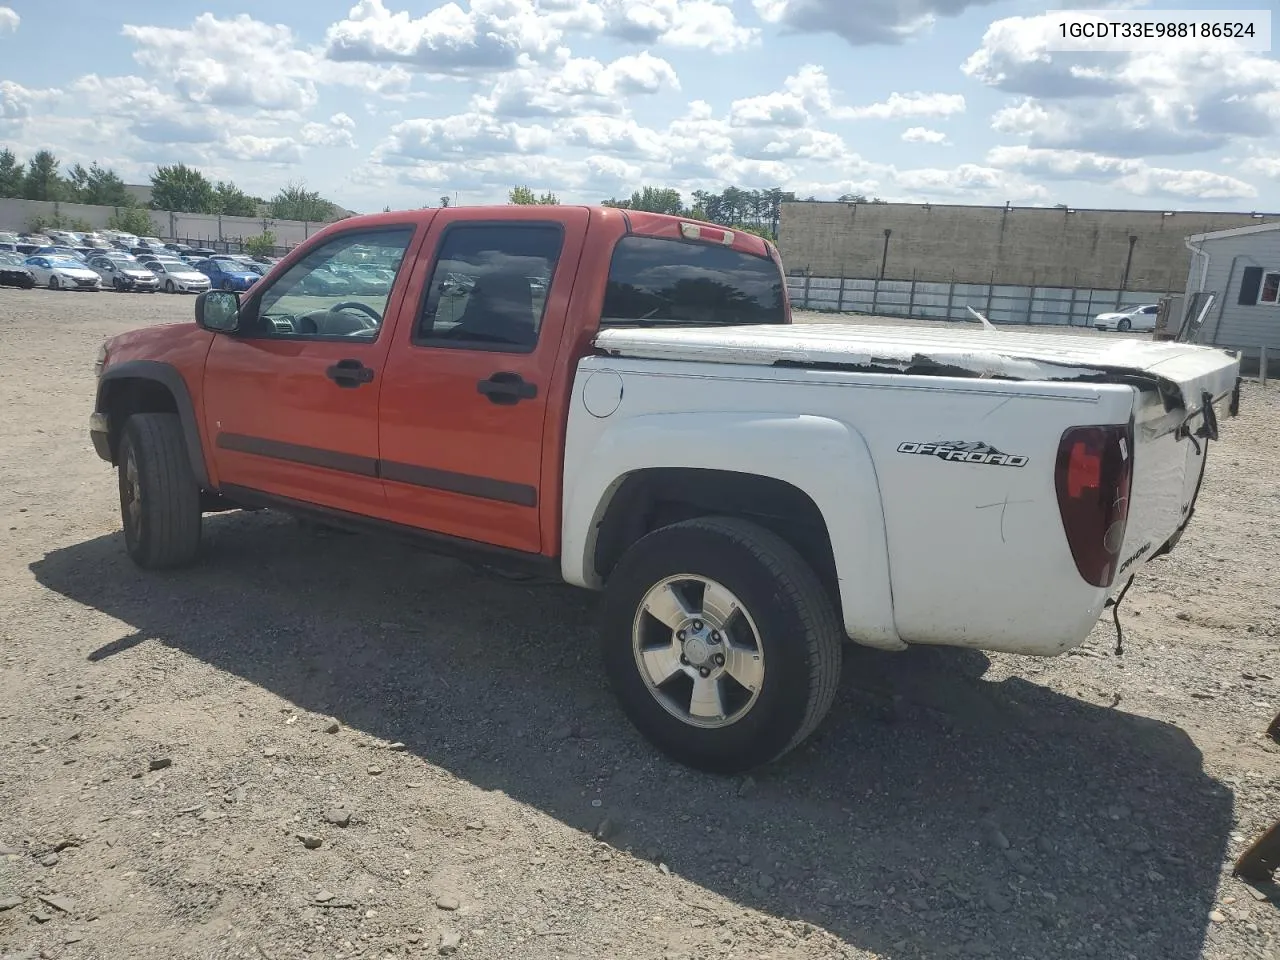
[89,204,1242,773]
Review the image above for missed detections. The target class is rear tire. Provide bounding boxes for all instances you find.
[117,413,202,569]
[601,516,843,774]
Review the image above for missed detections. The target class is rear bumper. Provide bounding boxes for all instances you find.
[90,411,112,463]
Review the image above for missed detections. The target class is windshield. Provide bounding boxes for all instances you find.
[600,235,786,327]
[153,258,185,268]
[47,257,86,269]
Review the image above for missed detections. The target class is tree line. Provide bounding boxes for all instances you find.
[508,184,883,239]
[0,149,344,225]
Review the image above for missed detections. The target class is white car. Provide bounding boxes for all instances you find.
[24,255,102,291]
[146,257,212,294]
[1094,303,1159,332]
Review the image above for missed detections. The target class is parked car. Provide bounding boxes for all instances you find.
[24,254,102,291]
[0,241,18,254]
[296,264,349,296]
[35,245,88,262]
[164,243,195,256]
[86,205,1243,773]
[1094,303,1159,332]
[145,257,213,294]
[0,251,36,288]
[88,254,161,293]
[193,257,259,292]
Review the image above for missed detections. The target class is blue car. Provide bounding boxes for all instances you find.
[194,257,259,292]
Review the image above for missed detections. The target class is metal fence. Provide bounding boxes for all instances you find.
[786,273,1175,327]
[169,236,298,258]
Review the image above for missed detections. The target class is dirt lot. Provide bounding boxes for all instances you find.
[1,289,1277,960]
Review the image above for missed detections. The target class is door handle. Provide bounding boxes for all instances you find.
[477,371,537,405]
[325,358,375,388]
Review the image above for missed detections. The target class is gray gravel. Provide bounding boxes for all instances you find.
[1,287,1277,960]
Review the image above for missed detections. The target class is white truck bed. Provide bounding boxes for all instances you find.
[566,322,1241,656]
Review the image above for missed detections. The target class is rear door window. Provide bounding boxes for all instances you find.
[601,235,785,327]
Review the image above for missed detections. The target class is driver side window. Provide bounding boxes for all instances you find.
[244,227,415,340]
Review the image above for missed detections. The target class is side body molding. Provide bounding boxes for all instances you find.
[561,411,903,650]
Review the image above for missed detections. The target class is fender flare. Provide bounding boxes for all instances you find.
[96,360,210,487]
[562,411,903,650]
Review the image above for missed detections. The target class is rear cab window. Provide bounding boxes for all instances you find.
[600,235,787,329]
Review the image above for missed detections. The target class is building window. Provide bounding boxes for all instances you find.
[1261,271,1280,305]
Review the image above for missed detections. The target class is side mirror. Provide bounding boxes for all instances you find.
[196,290,241,333]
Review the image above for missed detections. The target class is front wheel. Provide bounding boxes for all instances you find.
[1117,318,1131,332]
[48,276,60,290]
[601,516,843,774]
[117,413,202,569]
[165,279,175,293]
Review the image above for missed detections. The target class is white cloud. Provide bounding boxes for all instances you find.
[376,113,555,164]
[0,6,18,35]
[844,91,965,120]
[892,162,1042,198]
[902,126,949,144]
[301,113,359,148]
[986,145,1258,200]
[124,15,320,112]
[728,66,964,131]
[965,13,1280,156]
[324,0,563,74]
[0,81,63,133]
[581,0,758,53]
[1116,166,1257,201]
[753,0,999,46]
[217,136,306,165]
[324,0,756,67]
[1241,156,1280,181]
[474,52,679,118]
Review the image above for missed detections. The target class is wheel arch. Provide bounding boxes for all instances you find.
[96,360,210,487]
[563,412,902,650]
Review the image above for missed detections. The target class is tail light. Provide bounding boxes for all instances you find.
[1054,423,1134,587]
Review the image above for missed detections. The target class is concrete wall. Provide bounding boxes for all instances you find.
[778,201,1280,290]
[1186,226,1280,352]
[0,198,329,248]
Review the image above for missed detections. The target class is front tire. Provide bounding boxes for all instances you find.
[48,276,59,290]
[117,413,202,569]
[601,516,843,774]
[165,279,175,293]
[1118,318,1131,332]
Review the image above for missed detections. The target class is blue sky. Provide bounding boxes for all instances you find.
[0,0,1277,213]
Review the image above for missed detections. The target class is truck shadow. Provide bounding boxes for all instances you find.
[31,510,1233,960]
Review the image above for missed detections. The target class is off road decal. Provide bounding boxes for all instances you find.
[897,440,1028,468]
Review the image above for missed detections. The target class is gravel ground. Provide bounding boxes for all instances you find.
[1,288,1277,960]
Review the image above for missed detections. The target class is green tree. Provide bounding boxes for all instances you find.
[269,182,336,222]
[0,149,23,198]
[244,231,276,256]
[214,181,258,217]
[66,162,131,206]
[108,206,155,236]
[150,163,217,213]
[22,150,62,201]
[627,186,686,215]
[509,185,559,205]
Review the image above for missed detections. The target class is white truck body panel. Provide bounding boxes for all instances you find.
[562,324,1240,658]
